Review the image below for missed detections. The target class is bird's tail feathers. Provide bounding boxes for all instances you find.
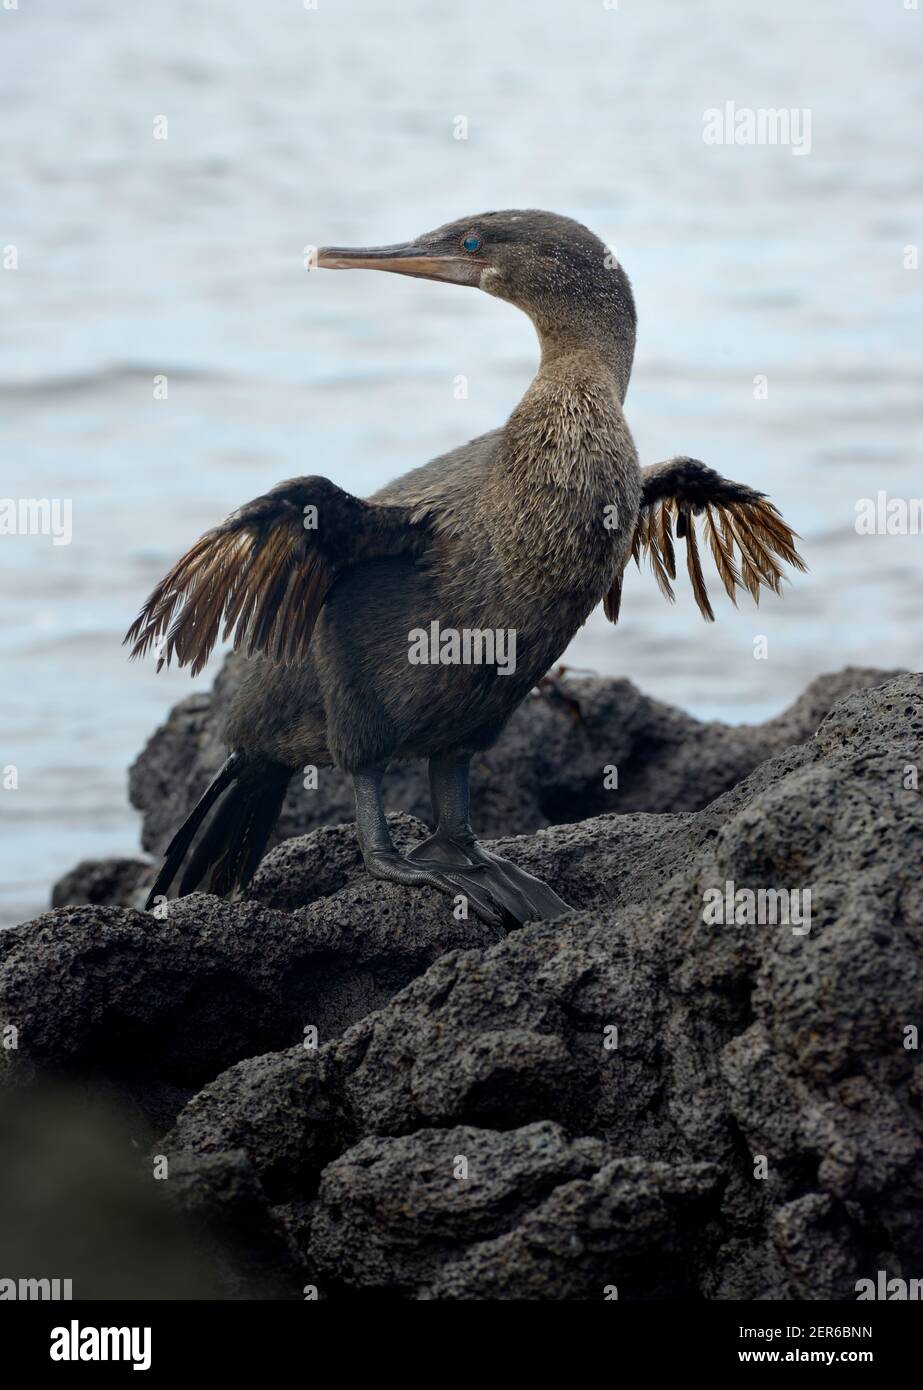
[144,752,292,910]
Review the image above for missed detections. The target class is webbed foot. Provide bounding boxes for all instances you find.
[364,847,507,928]
[353,758,573,930]
[406,832,573,926]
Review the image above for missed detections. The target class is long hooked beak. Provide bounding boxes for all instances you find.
[315,241,482,286]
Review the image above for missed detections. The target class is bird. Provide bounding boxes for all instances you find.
[125,209,805,928]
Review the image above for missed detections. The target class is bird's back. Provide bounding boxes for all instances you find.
[370,428,504,516]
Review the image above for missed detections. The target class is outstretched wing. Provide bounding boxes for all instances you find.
[125,475,430,674]
[605,457,806,624]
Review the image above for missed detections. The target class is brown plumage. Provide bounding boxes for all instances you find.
[125,476,428,675]
[125,212,806,930]
[604,457,805,623]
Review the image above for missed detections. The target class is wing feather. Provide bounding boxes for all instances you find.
[605,457,806,625]
[682,503,714,621]
[125,475,429,672]
[704,504,740,604]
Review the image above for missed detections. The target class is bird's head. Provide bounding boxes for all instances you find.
[317,209,636,357]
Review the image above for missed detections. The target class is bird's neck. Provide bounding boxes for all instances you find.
[484,338,641,603]
[497,338,635,494]
[533,318,635,403]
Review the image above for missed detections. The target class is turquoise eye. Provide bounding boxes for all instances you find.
[463,234,481,253]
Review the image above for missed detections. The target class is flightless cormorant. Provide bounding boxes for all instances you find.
[126,210,805,926]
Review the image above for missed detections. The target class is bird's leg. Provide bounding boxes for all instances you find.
[409,752,479,863]
[406,753,575,925]
[352,763,505,928]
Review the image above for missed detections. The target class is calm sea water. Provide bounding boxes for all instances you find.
[1,0,921,927]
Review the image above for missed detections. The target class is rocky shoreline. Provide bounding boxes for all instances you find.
[2,663,921,1300]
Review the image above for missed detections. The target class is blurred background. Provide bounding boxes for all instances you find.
[0,0,920,928]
